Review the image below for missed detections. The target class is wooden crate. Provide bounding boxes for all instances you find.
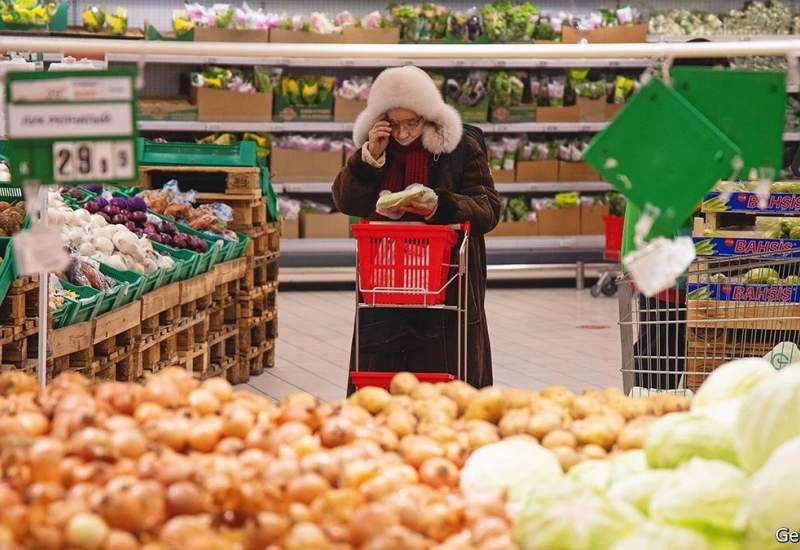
[50,321,95,376]
[92,301,142,377]
[239,283,277,318]
[139,165,261,196]
[226,359,251,384]
[243,339,275,376]
[195,193,268,229]
[180,271,216,318]
[213,257,248,303]
[238,309,277,358]
[208,324,239,379]
[242,254,279,290]
[140,282,182,340]
[0,276,39,329]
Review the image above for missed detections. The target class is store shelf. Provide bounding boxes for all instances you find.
[137,120,608,133]
[280,235,603,268]
[272,181,613,194]
[647,34,800,43]
[107,52,650,69]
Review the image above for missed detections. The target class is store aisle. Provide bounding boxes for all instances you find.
[247,288,621,402]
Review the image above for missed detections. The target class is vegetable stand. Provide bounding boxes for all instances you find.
[351,221,470,388]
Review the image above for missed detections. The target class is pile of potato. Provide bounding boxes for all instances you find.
[350,373,689,472]
[0,369,688,549]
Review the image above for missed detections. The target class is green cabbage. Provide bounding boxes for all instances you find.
[692,358,774,411]
[567,451,648,493]
[514,480,642,550]
[611,522,711,550]
[459,436,562,511]
[740,436,800,550]
[649,458,748,534]
[736,369,800,473]
[608,470,674,514]
[645,412,738,468]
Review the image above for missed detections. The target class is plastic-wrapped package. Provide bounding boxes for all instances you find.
[336,77,373,101]
[310,12,335,33]
[107,7,128,35]
[335,10,357,28]
[501,137,520,171]
[488,142,505,171]
[209,3,233,28]
[279,196,302,221]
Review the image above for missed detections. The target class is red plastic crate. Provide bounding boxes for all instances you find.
[350,371,455,390]
[352,223,458,305]
[603,215,624,262]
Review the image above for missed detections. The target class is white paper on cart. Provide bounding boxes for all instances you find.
[763,342,800,371]
[623,237,696,298]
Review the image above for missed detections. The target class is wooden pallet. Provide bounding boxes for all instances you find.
[139,165,261,196]
[0,276,39,329]
[209,297,239,334]
[194,193,267,229]
[238,309,277,358]
[180,271,216,318]
[242,254,279,290]
[135,326,179,377]
[242,339,275,376]
[1,327,40,374]
[208,325,239,379]
[92,301,142,377]
[175,342,210,379]
[50,321,94,376]
[239,283,277,318]
[226,359,250,385]
[140,282,182,340]
[212,257,248,303]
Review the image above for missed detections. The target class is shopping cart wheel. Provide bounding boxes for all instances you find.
[590,283,603,298]
[601,278,618,296]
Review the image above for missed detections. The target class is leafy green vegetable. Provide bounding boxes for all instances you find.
[649,458,748,534]
[692,358,774,412]
[736,369,800,473]
[744,268,780,284]
[608,470,674,514]
[611,522,711,550]
[554,192,578,209]
[645,412,738,468]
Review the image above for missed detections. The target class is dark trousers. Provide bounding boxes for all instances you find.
[633,296,686,390]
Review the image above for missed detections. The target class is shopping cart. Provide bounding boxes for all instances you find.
[350,220,470,389]
[590,215,625,298]
[618,250,800,397]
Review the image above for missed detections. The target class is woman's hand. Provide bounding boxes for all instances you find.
[368,119,391,160]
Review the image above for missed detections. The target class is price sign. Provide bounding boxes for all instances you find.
[5,68,138,185]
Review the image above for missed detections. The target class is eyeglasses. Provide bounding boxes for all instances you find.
[387,116,423,132]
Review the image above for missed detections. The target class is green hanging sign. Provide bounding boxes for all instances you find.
[672,67,786,179]
[6,68,139,186]
[584,77,741,240]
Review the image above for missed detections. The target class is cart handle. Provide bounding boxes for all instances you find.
[358,218,471,235]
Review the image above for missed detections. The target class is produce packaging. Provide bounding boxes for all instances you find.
[390,3,450,42]
[274,75,335,121]
[1,0,59,27]
[489,72,535,122]
[444,71,490,122]
[448,7,483,42]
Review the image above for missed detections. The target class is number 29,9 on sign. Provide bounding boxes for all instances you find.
[52,140,134,182]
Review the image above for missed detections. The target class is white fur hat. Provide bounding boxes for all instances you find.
[353,66,463,155]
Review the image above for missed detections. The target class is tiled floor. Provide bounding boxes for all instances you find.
[247,287,622,402]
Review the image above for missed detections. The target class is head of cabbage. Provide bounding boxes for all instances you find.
[692,358,773,413]
[567,451,648,493]
[645,412,737,469]
[611,522,710,550]
[514,480,643,550]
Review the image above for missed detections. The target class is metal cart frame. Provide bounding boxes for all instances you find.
[354,221,471,383]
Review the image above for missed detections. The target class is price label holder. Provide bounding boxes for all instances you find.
[6,68,139,186]
[5,68,139,387]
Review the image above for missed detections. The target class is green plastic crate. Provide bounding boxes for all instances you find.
[177,223,239,262]
[0,238,15,308]
[160,260,182,285]
[60,281,102,325]
[232,234,250,258]
[94,283,125,315]
[100,264,145,303]
[152,243,198,281]
[140,268,164,294]
[52,301,73,329]
[137,138,258,167]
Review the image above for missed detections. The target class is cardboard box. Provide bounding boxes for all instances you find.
[559,161,601,182]
[561,24,648,44]
[446,96,489,123]
[341,27,400,44]
[536,105,580,123]
[194,87,272,122]
[274,86,334,122]
[269,28,343,43]
[271,148,343,183]
[491,169,515,183]
[138,97,197,121]
[605,103,623,120]
[281,217,300,239]
[301,212,352,238]
[516,160,559,182]
[537,207,581,236]
[194,27,269,42]
[577,97,607,122]
[490,103,536,123]
[334,96,367,122]
[489,220,538,237]
[581,204,610,235]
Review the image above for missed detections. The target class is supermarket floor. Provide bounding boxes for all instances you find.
[247,288,621,402]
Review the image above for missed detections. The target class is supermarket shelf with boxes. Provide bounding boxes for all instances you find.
[272,181,614,194]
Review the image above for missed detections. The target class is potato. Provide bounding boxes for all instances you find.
[617,415,656,450]
[462,387,505,424]
[570,395,604,419]
[384,395,414,413]
[415,396,458,422]
[351,387,391,415]
[550,446,580,472]
[530,398,570,423]
[540,386,575,408]
[412,382,440,401]
[421,424,458,444]
[502,388,532,410]
[386,409,417,438]
[526,411,562,440]
[466,423,500,450]
[498,409,530,438]
[570,417,619,450]
[390,372,419,396]
[606,395,651,420]
[649,394,691,416]
[541,429,577,449]
[580,444,607,460]
[442,381,478,415]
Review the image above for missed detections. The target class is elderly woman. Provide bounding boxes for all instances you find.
[333,66,501,394]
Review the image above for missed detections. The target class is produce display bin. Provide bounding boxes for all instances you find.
[232,234,250,258]
[350,371,455,390]
[151,243,199,281]
[92,282,126,315]
[136,138,258,167]
[51,301,73,330]
[99,265,145,303]
[140,268,165,294]
[59,282,102,325]
[0,238,15,308]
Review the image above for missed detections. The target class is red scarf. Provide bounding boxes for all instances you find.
[380,137,430,194]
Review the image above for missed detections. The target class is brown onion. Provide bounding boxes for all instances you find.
[470,517,509,544]
[221,404,255,439]
[201,377,233,403]
[287,473,330,504]
[246,512,289,548]
[16,410,48,436]
[66,512,110,550]
[399,435,444,467]
[285,522,330,550]
[187,416,223,452]
[103,529,139,550]
[67,428,114,461]
[215,436,245,455]
[28,525,63,550]
[111,429,147,459]
[133,402,165,424]
[348,502,401,545]
[188,388,220,415]
[419,457,459,489]
[319,416,356,448]
[165,480,212,516]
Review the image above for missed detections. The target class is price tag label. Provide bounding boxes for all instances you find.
[608,60,621,67]
[343,59,355,66]
[453,60,466,67]
[545,125,558,132]
[495,60,507,67]
[51,140,134,182]
[13,224,70,275]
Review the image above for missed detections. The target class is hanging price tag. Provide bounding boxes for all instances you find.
[12,224,70,275]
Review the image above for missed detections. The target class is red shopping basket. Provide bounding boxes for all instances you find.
[603,215,624,262]
[350,371,456,390]
[351,222,459,305]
